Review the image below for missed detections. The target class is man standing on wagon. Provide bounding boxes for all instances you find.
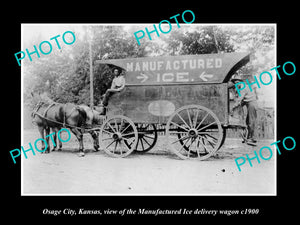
[231,75,258,146]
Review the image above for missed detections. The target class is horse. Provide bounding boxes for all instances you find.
[45,104,106,153]
[31,92,87,156]
[78,104,106,151]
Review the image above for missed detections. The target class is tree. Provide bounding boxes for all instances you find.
[24,25,150,106]
[160,25,235,55]
[23,37,76,107]
[226,25,275,75]
[76,25,150,105]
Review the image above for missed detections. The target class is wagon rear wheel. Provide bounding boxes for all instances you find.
[99,115,138,158]
[123,123,158,152]
[135,123,158,152]
[166,105,224,160]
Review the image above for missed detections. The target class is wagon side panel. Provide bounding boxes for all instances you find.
[159,83,228,124]
[107,86,162,124]
[107,83,228,125]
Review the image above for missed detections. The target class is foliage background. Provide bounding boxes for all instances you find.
[23,24,275,109]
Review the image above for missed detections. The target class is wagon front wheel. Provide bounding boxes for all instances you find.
[166,105,224,160]
[99,115,138,158]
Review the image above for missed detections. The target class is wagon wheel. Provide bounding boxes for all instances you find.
[99,115,138,158]
[177,131,196,153]
[177,126,226,152]
[123,124,158,152]
[166,105,224,160]
[135,123,158,152]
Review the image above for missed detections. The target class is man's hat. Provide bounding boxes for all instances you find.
[112,67,124,75]
[231,74,244,83]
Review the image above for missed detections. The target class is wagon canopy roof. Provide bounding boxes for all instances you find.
[96,52,250,85]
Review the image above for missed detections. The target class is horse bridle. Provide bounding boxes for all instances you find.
[31,100,44,118]
[31,100,56,118]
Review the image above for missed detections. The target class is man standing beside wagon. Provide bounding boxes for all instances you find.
[230,75,258,146]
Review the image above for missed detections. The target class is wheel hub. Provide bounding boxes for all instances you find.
[188,128,198,137]
[112,132,122,141]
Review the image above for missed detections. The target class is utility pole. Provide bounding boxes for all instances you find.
[89,28,94,108]
[212,26,219,53]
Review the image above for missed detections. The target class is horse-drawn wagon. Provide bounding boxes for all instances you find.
[95,52,250,160]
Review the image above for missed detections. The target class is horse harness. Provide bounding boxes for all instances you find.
[32,101,82,129]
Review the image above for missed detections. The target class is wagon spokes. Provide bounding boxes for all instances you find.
[99,116,138,158]
[166,105,224,160]
[124,123,158,153]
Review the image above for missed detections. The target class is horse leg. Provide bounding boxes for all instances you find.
[37,125,46,154]
[51,127,63,151]
[45,126,51,153]
[64,103,86,156]
[57,129,63,151]
[70,127,85,157]
[90,131,99,151]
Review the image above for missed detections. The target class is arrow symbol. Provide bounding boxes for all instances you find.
[137,73,148,83]
[199,71,214,81]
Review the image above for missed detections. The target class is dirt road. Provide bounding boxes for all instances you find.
[21,129,275,195]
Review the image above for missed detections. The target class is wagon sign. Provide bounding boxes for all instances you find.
[97,52,250,85]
